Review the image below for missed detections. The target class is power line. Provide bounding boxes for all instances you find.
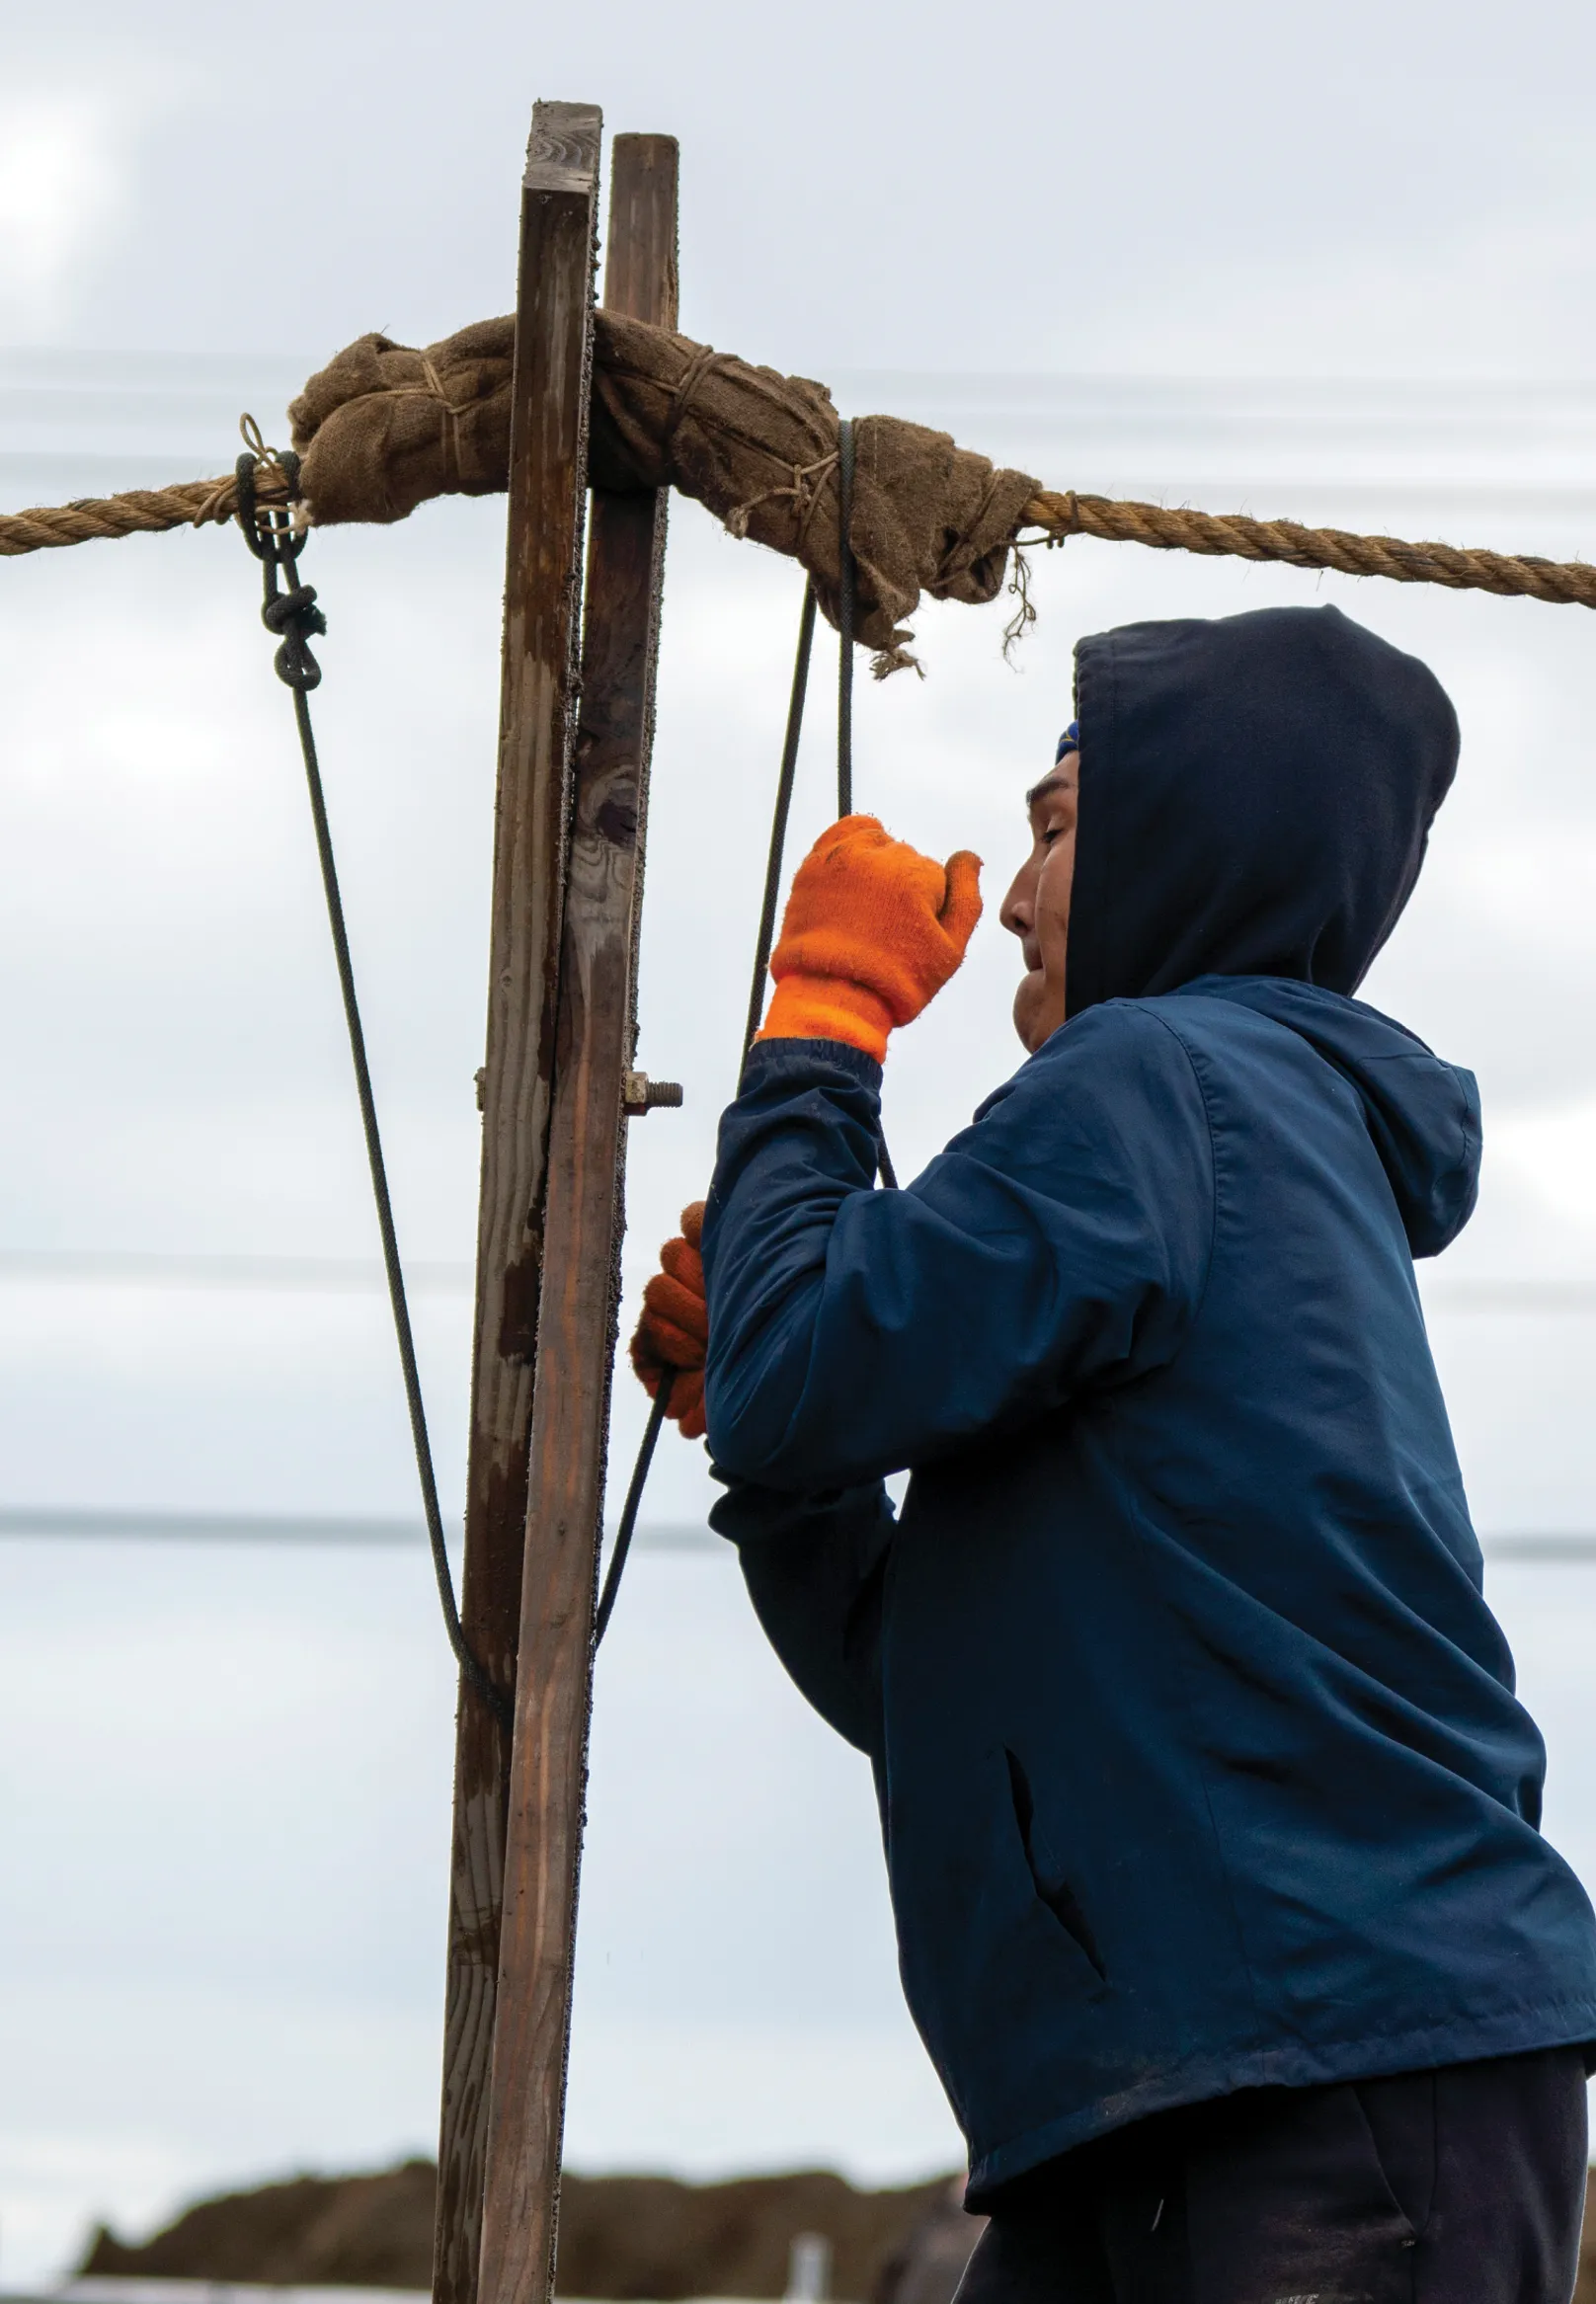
[0,1248,472,1294]
[1480,1536,1596,1561]
[0,1504,1576,1561]
[0,1504,434,1544]
[1424,1281,1596,1313]
[0,1252,1593,1313]
[0,1503,720,1550]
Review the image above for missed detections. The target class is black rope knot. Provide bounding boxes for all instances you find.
[235,435,326,691]
[262,583,323,635]
[262,582,327,690]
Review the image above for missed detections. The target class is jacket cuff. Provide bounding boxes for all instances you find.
[757,975,893,1063]
[737,1034,885,1096]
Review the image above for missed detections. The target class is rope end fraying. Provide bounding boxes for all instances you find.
[871,646,924,680]
[1000,545,1037,664]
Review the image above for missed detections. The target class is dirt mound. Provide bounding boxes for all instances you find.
[85,2157,1596,2301]
[80,2161,961,2300]
[556,2169,952,2300]
[81,2162,438,2289]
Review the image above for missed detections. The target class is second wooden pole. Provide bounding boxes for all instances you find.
[475,130,680,2304]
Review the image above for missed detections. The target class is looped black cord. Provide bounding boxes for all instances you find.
[236,449,327,692]
[597,506,898,1643]
[261,583,327,690]
[838,418,855,820]
[598,584,819,1645]
[743,583,818,1061]
[595,1370,675,1644]
[835,419,898,1191]
[235,428,511,1732]
[261,584,320,634]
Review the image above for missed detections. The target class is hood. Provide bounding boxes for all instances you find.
[1177,975,1480,1257]
[1067,604,1460,1017]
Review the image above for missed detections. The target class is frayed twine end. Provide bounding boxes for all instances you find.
[1001,545,1037,664]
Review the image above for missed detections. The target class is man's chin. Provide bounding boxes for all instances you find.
[1014,969,1070,1054]
[1012,973,1047,1053]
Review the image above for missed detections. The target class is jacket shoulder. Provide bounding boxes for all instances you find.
[973,996,1211,1133]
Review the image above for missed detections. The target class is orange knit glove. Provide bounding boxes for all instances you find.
[628,1201,708,1441]
[758,816,983,1063]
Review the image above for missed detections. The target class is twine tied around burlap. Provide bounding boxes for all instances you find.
[286,312,1041,674]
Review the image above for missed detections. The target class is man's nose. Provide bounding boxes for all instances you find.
[999,863,1034,939]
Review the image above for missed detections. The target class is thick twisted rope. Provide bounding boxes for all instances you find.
[0,464,291,556]
[4,458,1594,614]
[1019,489,1596,609]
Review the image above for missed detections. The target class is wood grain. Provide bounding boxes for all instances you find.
[431,97,601,2304]
[475,132,679,2304]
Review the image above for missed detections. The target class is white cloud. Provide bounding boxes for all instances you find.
[0,95,122,334]
[1071,203,1596,384]
[1490,1095,1596,1241]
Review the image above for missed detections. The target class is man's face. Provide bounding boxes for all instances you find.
[999,752,1079,1053]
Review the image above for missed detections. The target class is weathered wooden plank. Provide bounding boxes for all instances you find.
[475,132,679,2304]
[432,98,602,2304]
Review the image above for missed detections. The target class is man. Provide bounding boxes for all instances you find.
[630,603,1596,2301]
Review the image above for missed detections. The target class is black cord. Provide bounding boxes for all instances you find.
[598,524,899,1637]
[833,419,897,1192]
[744,583,817,1062]
[236,445,512,1731]
[838,417,855,820]
[242,428,885,1671]
[595,1370,674,1643]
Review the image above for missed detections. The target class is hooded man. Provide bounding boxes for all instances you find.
[629,603,1596,2303]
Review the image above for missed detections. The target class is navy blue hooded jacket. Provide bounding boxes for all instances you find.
[700,603,1596,2201]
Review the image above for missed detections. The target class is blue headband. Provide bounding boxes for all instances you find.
[1055,722,1079,764]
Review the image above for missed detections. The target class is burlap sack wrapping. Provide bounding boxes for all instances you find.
[287,319,517,520]
[289,313,1040,665]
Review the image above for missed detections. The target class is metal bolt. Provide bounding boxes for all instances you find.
[622,1070,683,1116]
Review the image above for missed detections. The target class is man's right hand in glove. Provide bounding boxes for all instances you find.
[628,1201,708,1441]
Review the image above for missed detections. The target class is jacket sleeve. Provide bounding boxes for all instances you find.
[709,1470,893,1756]
[701,1004,1215,1491]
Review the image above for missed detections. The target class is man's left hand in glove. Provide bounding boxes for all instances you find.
[628,1201,708,1441]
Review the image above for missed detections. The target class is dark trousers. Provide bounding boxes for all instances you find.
[955,2047,1589,2304]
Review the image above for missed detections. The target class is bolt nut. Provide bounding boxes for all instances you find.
[623,1070,684,1116]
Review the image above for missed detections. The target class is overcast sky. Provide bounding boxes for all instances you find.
[3,0,1596,381]
[7,0,1596,2287]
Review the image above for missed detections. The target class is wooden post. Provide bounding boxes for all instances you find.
[476,133,679,2304]
[432,99,601,2304]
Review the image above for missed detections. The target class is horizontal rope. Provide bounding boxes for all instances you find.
[1021,488,1596,609]
[0,464,291,557]
[3,457,1594,614]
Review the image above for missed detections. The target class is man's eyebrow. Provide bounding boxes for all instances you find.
[1024,769,1073,810]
